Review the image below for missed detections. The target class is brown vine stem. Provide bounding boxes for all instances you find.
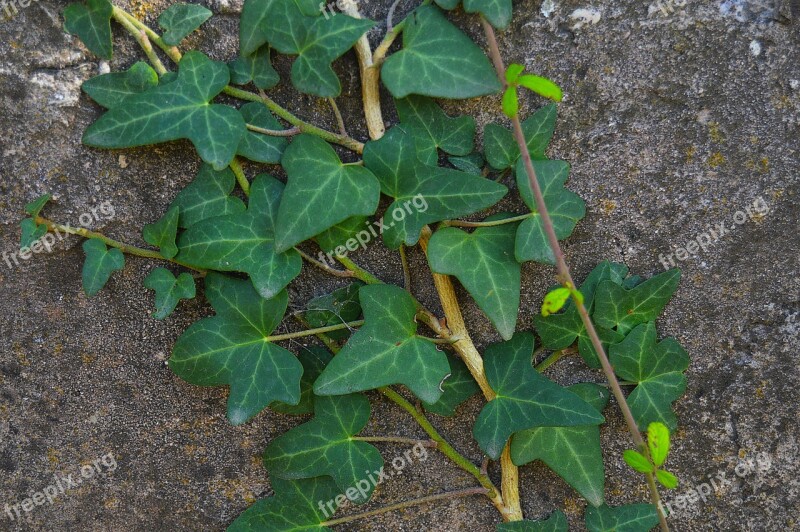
[480,18,670,531]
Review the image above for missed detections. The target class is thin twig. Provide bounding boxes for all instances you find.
[295,248,355,278]
[328,97,348,137]
[246,124,301,137]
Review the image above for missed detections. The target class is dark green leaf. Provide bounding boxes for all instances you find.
[484,104,557,170]
[237,102,288,164]
[473,333,604,459]
[81,238,124,296]
[396,96,476,166]
[585,504,660,532]
[63,0,113,59]
[382,6,501,99]
[274,135,380,252]
[176,175,302,300]
[83,51,246,171]
[170,164,247,229]
[594,269,681,335]
[143,267,196,319]
[515,159,585,264]
[82,62,159,109]
[363,126,507,249]
[449,153,485,175]
[20,219,47,249]
[264,394,383,504]
[463,0,513,29]
[142,205,179,259]
[422,355,480,416]
[496,511,568,532]
[609,322,689,431]
[510,383,609,507]
[170,272,302,425]
[24,194,52,217]
[158,3,212,46]
[271,346,333,415]
[315,216,370,255]
[228,45,280,89]
[314,284,450,404]
[428,214,521,340]
[303,282,364,341]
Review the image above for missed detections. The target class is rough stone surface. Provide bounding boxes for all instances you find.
[0,0,798,530]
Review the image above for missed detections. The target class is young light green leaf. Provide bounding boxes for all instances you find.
[83,51,246,171]
[63,0,113,59]
[314,284,450,404]
[363,126,507,249]
[142,205,179,259]
[24,194,52,217]
[505,63,525,85]
[169,272,302,425]
[502,87,519,118]
[473,333,605,459]
[396,96,476,166]
[657,469,679,489]
[143,267,196,320]
[422,354,480,417]
[263,394,384,504]
[237,102,288,164]
[427,214,521,340]
[228,45,280,89]
[515,159,585,264]
[594,269,681,334]
[648,421,671,467]
[496,511,568,531]
[82,62,159,109]
[484,104,556,170]
[609,322,689,431]
[20,219,47,249]
[228,477,340,532]
[586,504,660,532]
[170,164,246,229]
[382,6,501,99]
[303,282,364,341]
[270,346,333,415]
[622,450,653,474]
[274,135,380,252]
[541,287,571,317]
[158,3,212,46]
[518,75,563,102]
[176,175,302,300]
[81,238,124,297]
[510,383,609,507]
[534,261,628,368]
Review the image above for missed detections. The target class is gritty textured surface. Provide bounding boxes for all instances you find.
[0,0,798,530]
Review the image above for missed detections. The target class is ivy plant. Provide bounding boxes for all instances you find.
[24,1,693,530]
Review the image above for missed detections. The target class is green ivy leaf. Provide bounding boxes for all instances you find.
[228,477,340,532]
[176,175,302,300]
[449,153,485,175]
[315,216,369,255]
[585,504,660,532]
[363,126,507,249]
[622,450,653,474]
[396,96,476,166]
[228,45,280,89]
[657,469,678,489]
[473,333,604,459]
[274,135,380,252]
[158,3,212,46]
[422,355,480,417]
[143,267,196,320]
[303,282,364,341]
[594,269,681,335]
[142,205,180,259]
[534,261,628,368]
[20,219,47,249]
[496,511,568,531]
[264,393,383,504]
[427,214,521,340]
[484,104,557,170]
[170,272,302,425]
[271,346,333,415]
[83,51,246,171]
[81,238,125,297]
[435,0,513,30]
[314,284,450,404]
[63,0,113,60]
[382,6,501,99]
[510,383,609,507]
[240,0,373,96]
[170,164,247,229]
[24,194,52,217]
[82,62,159,109]
[648,421,671,467]
[609,322,689,431]
[237,102,288,164]
[515,159,585,264]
